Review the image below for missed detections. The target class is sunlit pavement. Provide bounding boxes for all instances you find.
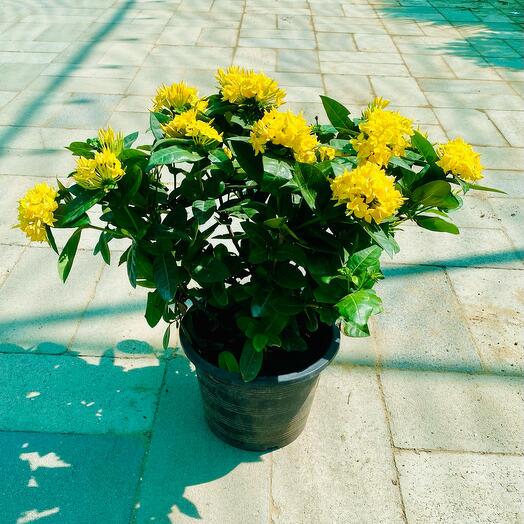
[0,0,523,522]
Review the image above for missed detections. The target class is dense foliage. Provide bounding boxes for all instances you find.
[17,67,498,381]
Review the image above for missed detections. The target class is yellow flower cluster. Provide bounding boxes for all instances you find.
[330,163,404,224]
[250,109,319,163]
[74,149,125,191]
[152,81,208,113]
[351,98,414,167]
[436,137,483,183]
[216,66,285,109]
[162,108,223,146]
[98,127,124,156]
[17,182,58,242]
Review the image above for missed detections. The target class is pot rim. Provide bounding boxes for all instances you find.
[180,321,341,385]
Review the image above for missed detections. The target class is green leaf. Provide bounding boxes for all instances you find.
[415,216,460,234]
[218,351,240,373]
[45,226,58,254]
[253,333,269,352]
[163,324,171,349]
[147,145,203,169]
[211,283,229,307]
[150,111,170,140]
[274,263,307,289]
[230,140,264,180]
[145,290,165,328]
[93,231,111,264]
[468,183,506,195]
[347,245,382,275]
[58,228,82,282]
[319,95,354,131]
[192,199,216,224]
[262,156,293,191]
[54,190,103,227]
[293,162,329,210]
[362,224,400,257]
[127,242,138,288]
[239,340,263,382]
[124,131,139,149]
[411,131,438,163]
[336,289,383,337]
[389,156,412,170]
[412,180,453,207]
[66,141,95,158]
[153,254,185,301]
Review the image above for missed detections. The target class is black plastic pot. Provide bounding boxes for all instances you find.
[180,324,340,451]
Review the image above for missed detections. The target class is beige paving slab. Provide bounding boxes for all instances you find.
[316,32,357,51]
[419,78,516,96]
[434,108,508,146]
[489,197,524,250]
[318,50,403,64]
[374,265,482,373]
[448,267,524,375]
[323,74,374,105]
[483,170,524,198]
[397,450,524,524]
[381,369,524,453]
[271,366,405,524]
[234,47,277,70]
[426,91,524,110]
[355,34,398,52]
[370,76,428,106]
[402,54,455,78]
[393,225,523,269]
[486,110,524,147]
[277,49,319,73]
[475,146,524,170]
[0,244,25,287]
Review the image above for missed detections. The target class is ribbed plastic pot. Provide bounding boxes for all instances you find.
[180,324,340,451]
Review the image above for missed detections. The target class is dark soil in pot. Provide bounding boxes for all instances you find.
[182,306,333,376]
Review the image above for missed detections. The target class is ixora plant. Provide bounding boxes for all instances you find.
[17,67,498,450]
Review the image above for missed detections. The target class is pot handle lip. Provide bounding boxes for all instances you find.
[180,323,341,386]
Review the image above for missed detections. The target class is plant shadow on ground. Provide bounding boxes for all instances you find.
[0,341,264,524]
[379,0,524,69]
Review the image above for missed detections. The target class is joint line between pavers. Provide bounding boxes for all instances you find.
[376,371,409,524]
[307,0,328,101]
[231,0,246,65]
[393,446,524,458]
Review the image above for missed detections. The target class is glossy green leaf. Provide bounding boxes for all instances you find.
[192,199,216,224]
[415,216,460,234]
[58,228,82,283]
[412,180,453,206]
[319,95,353,131]
[127,242,138,288]
[218,351,240,373]
[411,130,438,163]
[153,254,185,301]
[240,340,263,382]
[123,131,139,149]
[336,288,383,337]
[145,290,165,328]
[54,190,103,227]
[148,145,203,169]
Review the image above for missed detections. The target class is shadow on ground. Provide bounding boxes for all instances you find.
[0,342,263,524]
[379,0,524,69]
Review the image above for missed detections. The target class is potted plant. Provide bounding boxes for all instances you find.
[16,67,496,451]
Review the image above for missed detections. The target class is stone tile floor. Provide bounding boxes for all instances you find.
[0,0,523,522]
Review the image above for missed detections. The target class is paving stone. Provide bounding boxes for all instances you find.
[323,74,374,105]
[355,34,397,52]
[374,265,482,373]
[234,47,277,70]
[419,78,516,96]
[447,267,524,375]
[392,225,523,269]
[0,148,74,177]
[475,146,524,171]
[425,91,524,110]
[277,14,313,30]
[319,50,403,64]
[0,64,47,91]
[0,431,146,524]
[277,49,319,73]
[370,76,428,106]
[271,366,404,524]
[0,245,25,287]
[71,263,168,357]
[321,61,410,76]
[199,28,239,47]
[157,26,202,45]
[397,450,524,524]
[270,72,323,88]
[317,32,357,51]
[147,46,233,69]
[239,37,316,50]
[443,55,503,80]
[0,351,164,433]
[434,108,508,146]
[0,248,103,349]
[489,197,524,250]
[485,110,524,147]
[381,369,524,453]
[134,357,270,524]
[242,13,277,29]
[402,54,455,78]
[482,170,524,198]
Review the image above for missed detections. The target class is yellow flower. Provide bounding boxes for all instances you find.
[352,99,414,167]
[17,182,58,242]
[162,109,222,146]
[223,145,233,159]
[317,145,336,161]
[330,163,404,224]
[152,81,208,113]
[216,66,285,109]
[98,127,124,156]
[250,109,318,163]
[74,149,125,191]
[436,137,483,183]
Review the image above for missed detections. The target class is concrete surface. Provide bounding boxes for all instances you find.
[0,0,523,523]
